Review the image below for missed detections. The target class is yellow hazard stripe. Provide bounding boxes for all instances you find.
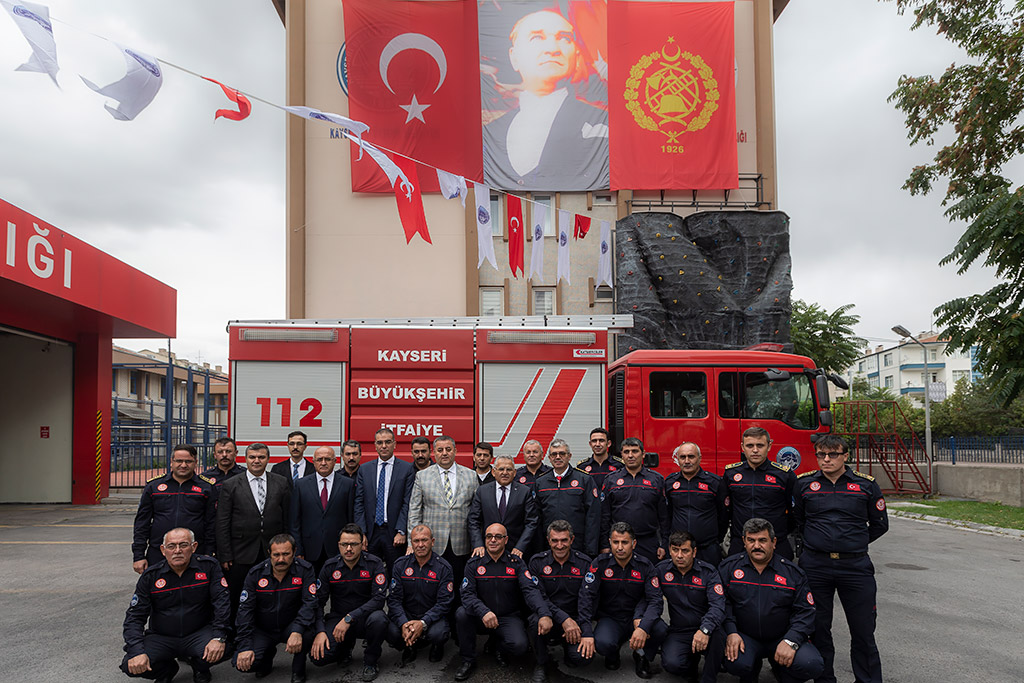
[94,410,103,503]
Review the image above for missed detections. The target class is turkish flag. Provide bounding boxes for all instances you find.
[507,194,524,278]
[608,1,737,190]
[574,214,591,240]
[392,155,431,244]
[343,0,482,192]
[202,77,251,121]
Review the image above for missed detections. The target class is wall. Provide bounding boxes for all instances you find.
[935,463,1024,507]
[0,332,74,502]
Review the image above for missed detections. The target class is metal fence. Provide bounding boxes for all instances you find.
[932,436,1024,464]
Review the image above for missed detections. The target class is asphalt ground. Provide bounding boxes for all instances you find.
[1,503,1021,683]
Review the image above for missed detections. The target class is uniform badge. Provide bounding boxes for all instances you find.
[765,475,776,484]
[308,583,316,594]
[208,477,217,484]
[316,579,322,590]
[333,570,343,580]
[154,578,166,588]
[519,476,527,484]
[292,577,302,585]
[360,570,370,578]
[375,574,386,585]
[240,590,249,602]
[447,581,454,592]
[642,479,652,486]
[616,478,624,486]
[732,569,744,579]
[462,577,470,589]
[477,566,486,575]
[664,572,674,582]
[506,567,516,575]
[130,594,138,606]
[604,568,614,578]
[732,473,742,481]
[809,481,821,491]
[543,565,552,575]
[428,570,436,579]
[221,577,228,588]
[570,479,578,487]
[570,566,581,576]
[584,572,595,584]
[692,576,703,586]
[585,466,592,472]
[876,498,886,511]
[631,570,641,580]
[391,578,398,589]
[195,572,207,581]
[258,578,269,588]
[774,574,787,586]
[673,482,681,490]
[698,482,708,491]
[157,484,168,491]
[609,466,617,472]
[713,584,724,595]
[192,485,202,492]
[651,577,659,588]
[405,567,414,576]
[724,496,730,506]
[847,483,861,492]
[807,591,814,605]
[593,488,599,498]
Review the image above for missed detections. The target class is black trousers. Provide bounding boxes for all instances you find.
[527,614,586,667]
[386,618,450,650]
[720,633,824,683]
[455,606,529,663]
[592,616,666,662]
[661,626,725,683]
[120,627,219,679]
[368,524,406,577]
[234,627,313,676]
[311,610,388,667]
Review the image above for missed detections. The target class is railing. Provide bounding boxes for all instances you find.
[831,400,931,494]
[932,436,1024,465]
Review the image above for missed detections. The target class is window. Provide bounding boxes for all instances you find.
[533,288,555,315]
[883,353,893,367]
[593,191,614,205]
[129,371,138,395]
[595,286,614,301]
[532,195,554,236]
[649,372,708,418]
[869,376,880,387]
[480,288,504,316]
[952,369,970,385]
[884,375,894,388]
[858,361,865,372]
[490,193,503,236]
[929,349,937,362]
[718,371,817,429]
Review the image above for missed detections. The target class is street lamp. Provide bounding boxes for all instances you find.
[892,324,933,492]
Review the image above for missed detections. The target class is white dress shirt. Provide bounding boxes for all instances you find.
[375,458,394,523]
[507,88,568,176]
[246,470,268,510]
[318,471,335,499]
[438,464,458,500]
[495,483,511,507]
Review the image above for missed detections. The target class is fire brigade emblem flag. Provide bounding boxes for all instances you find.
[608,1,737,190]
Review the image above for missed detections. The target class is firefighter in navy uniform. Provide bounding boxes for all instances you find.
[719,518,823,683]
[200,437,245,490]
[576,428,624,491]
[655,530,726,683]
[793,434,888,683]
[133,445,217,574]
[233,534,318,683]
[722,427,797,559]
[121,527,229,683]
[515,439,553,491]
[526,520,591,683]
[454,523,551,681]
[577,522,665,679]
[311,523,389,682]
[599,438,669,564]
[387,524,455,666]
[664,442,728,566]
[533,439,601,557]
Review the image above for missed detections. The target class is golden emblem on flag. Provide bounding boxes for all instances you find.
[623,37,719,144]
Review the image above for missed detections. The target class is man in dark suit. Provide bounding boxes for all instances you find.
[271,430,315,486]
[290,446,355,576]
[354,428,415,574]
[468,455,538,558]
[216,443,291,615]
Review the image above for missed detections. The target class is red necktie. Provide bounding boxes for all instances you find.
[320,478,329,511]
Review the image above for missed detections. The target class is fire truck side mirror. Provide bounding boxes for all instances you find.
[818,410,834,428]
[643,451,660,468]
[814,375,831,410]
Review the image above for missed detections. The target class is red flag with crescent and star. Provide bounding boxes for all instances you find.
[608,1,737,190]
[392,155,432,244]
[506,194,524,278]
[343,0,483,193]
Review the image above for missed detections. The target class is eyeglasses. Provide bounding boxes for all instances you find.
[339,541,361,548]
[162,542,194,550]
[549,451,568,457]
[815,452,847,460]
[484,534,507,540]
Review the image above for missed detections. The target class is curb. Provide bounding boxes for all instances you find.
[890,510,1024,540]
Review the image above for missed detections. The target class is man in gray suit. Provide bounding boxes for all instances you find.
[468,455,538,559]
[408,435,479,611]
[216,443,291,615]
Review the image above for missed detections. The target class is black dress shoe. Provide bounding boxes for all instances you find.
[531,665,548,683]
[429,643,445,662]
[154,660,179,683]
[401,647,418,667]
[605,653,621,670]
[253,666,271,680]
[454,660,476,681]
[192,667,212,683]
[290,674,307,683]
[633,652,652,679]
[361,664,379,681]
[337,651,353,666]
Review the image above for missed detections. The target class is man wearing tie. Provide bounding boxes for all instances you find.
[291,446,356,576]
[468,455,539,559]
[271,431,316,487]
[407,435,479,611]
[215,443,291,615]
[355,428,415,575]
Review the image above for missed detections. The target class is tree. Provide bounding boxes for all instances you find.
[886,0,1024,406]
[789,300,866,373]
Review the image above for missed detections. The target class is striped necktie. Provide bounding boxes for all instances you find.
[255,477,265,514]
[442,469,454,507]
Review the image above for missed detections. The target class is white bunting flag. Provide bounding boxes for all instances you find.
[473,183,497,270]
[81,44,162,120]
[436,169,467,207]
[1,0,59,86]
[284,106,369,156]
[597,219,613,288]
[346,137,413,198]
[529,205,547,282]
[557,209,572,285]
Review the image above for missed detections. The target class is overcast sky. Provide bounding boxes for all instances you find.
[0,1,999,367]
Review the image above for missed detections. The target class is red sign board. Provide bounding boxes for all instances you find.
[40,426,50,439]
[350,328,475,370]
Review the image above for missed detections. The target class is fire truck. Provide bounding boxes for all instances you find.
[227,316,837,477]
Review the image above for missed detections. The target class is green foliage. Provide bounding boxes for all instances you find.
[896,497,1024,527]
[790,300,866,373]
[886,0,1024,405]
[928,377,1024,436]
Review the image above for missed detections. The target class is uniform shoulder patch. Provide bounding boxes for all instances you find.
[853,470,876,481]
[147,473,165,483]
[724,462,742,470]
[797,470,818,478]
[198,475,214,484]
[770,461,791,472]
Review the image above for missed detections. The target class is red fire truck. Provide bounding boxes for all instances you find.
[228,317,837,477]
